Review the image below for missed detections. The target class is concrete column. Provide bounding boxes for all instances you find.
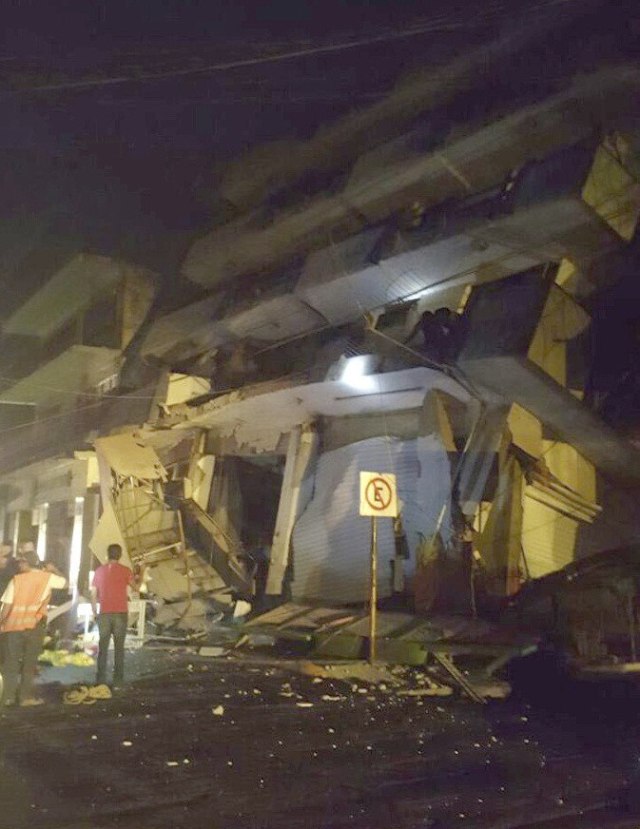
[79,490,100,594]
[266,424,318,596]
[186,432,216,510]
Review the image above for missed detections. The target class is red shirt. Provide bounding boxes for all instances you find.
[92,562,134,614]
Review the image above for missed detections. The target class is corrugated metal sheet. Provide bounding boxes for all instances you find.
[522,498,578,579]
[291,435,451,603]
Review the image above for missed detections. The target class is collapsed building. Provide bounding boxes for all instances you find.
[1,36,640,669]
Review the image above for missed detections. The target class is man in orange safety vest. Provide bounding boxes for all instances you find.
[0,550,66,706]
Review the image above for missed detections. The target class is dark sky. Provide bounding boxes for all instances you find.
[0,0,513,298]
[2,0,476,158]
[0,0,636,305]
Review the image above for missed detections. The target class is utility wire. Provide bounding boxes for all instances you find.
[1,0,579,95]
[0,20,476,95]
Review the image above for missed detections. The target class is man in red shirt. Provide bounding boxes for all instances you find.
[90,544,139,688]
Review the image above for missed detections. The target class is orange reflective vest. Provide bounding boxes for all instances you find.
[0,570,51,632]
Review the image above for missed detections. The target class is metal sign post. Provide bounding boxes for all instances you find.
[359,472,398,664]
[369,514,378,662]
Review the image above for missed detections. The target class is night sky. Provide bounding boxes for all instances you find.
[0,0,637,338]
[2,0,503,302]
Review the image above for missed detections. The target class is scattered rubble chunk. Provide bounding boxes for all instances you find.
[244,633,276,647]
[470,679,511,699]
[300,661,403,686]
[212,705,225,716]
[199,646,227,657]
[233,600,252,619]
[397,686,453,698]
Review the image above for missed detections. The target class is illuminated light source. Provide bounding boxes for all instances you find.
[69,496,85,594]
[339,355,378,393]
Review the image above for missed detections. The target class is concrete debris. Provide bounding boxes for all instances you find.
[397,686,453,698]
[154,598,210,626]
[244,633,277,647]
[300,660,403,686]
[152,598,228,635]
[199,646,227,657]
[212,705,225,716]
[176,615,210,633]
[471,679,511,700]
[296,702,314,708]
[293,658,484,700]
[233,600,252,618]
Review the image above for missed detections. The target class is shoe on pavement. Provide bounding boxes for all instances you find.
[89,684,112,700]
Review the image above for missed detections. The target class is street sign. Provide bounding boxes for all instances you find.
[359,471,398,662]
[359,471,398,518]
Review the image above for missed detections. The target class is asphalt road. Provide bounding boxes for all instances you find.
[1,652,640,829]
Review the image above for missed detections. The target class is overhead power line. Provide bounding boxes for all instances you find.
[1,21,471,95]
[1,0,576,95]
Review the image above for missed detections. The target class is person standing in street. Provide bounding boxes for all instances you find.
[0,551,67,706]
[0,542,18,594]
[90,544,140,689]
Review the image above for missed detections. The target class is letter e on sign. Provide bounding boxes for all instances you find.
[359,472,398,518]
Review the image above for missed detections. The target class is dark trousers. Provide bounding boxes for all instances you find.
[2,623,46,704]
[96,613,128,686]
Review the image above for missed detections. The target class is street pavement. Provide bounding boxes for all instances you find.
[1,650,639,828]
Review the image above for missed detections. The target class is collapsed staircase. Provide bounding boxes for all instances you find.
[179,498,251,595]
[91,434,253,632]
